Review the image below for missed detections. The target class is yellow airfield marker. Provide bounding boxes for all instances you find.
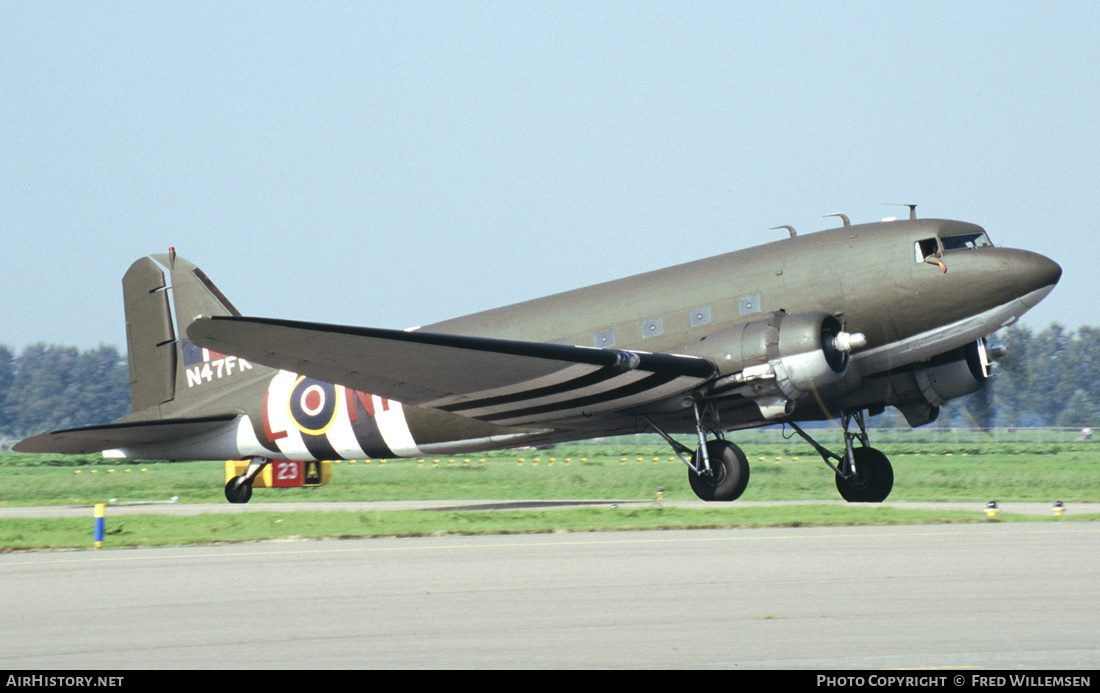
[93,504,105,549]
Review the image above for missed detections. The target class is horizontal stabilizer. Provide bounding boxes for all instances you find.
[13,415,238,455]
[188,316,717,425]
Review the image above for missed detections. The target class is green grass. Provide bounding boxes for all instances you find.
[3,505,1096,552]
[3,446,1099,506]
[1,444,1097,550]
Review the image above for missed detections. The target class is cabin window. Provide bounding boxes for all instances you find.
[689,307,711,327]
[941,231,993,251]
[641,318,663,339]
[739,295,761,316]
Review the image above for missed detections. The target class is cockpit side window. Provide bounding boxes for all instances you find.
[941,231,993,251]
[915,238,939,263]
[916,238,948,273]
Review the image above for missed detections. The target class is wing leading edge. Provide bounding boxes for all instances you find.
[187,316,717,426]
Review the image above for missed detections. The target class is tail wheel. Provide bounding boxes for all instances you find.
[689,440,750,502]
[225,476,253,504]
[835,447,893,502]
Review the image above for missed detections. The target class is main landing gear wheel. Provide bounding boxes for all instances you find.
[835,447,893,503]
[689,439,750,502]
[788,410,894,503]
[225,476,253,504]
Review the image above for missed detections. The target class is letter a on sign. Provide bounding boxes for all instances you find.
[304,460,322,486]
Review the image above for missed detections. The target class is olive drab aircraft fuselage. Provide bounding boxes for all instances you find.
[16,215,1062,503]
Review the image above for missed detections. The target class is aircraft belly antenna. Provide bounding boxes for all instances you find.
[823,213,850,227]
[771,225,797,238]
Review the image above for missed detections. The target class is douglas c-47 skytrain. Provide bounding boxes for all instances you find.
[17,211,1061,504]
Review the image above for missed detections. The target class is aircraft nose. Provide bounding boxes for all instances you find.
[1001,249,1061,307]
[1011,250,1061,292]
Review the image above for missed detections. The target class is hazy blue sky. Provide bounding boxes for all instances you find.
[2,1,1095,352]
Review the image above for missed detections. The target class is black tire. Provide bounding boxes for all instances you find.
[225,476,253,504]
[835,447,893,502]
[689,440,750,501]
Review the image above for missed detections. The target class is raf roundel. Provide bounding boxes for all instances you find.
[287,376,340,436]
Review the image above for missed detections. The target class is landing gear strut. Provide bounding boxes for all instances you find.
[788,410,894,503]
[225,456,271,504]
[643,401,750,502]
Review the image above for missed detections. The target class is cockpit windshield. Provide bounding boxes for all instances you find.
[940,231,993,251]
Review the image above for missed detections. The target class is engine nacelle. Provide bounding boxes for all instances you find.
[679,311,865,419]
[914,339,991,405]
[889,339,993,426]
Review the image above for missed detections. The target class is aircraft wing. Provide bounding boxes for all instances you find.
[188,316,717,426]
[13,415,239,455]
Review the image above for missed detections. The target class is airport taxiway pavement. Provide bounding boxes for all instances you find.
[1,523,1097,669]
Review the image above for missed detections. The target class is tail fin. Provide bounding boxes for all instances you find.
[123,250,261,417]
[14,252,264,454]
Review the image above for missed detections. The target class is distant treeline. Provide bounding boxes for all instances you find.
[0,344,131,440]
[0,324,1097,440]
[966,324,1100,429]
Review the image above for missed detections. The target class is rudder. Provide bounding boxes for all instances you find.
[123,257,177,412]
